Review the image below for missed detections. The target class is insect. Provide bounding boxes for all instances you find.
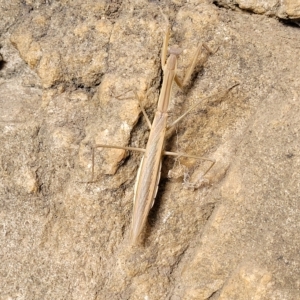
[91,17,238,245]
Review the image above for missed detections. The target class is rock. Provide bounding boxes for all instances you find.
[0,1,299,299]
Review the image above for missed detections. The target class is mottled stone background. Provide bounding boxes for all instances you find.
[0,0,299,299]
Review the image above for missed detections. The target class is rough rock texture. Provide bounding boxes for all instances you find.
[0,0,299,299]
[214,0,300,21]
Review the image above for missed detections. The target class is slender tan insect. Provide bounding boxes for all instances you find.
[92,18,238,245]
